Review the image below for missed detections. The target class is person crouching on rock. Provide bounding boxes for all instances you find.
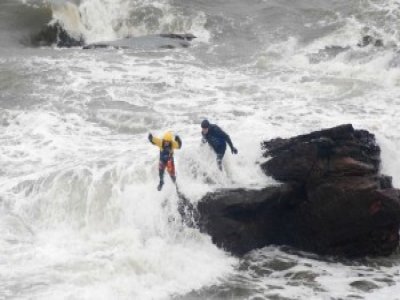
[148,131,182,191]
[201,119,238,170]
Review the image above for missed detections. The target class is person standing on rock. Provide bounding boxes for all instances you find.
[148,131,182,191]
[201,119,238,170]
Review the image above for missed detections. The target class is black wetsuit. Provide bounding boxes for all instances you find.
[202,124,234,169]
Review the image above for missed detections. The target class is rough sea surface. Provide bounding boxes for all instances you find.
[1,0,400,299]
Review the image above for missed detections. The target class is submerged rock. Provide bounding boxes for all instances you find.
[308,46,349,64]
[83,33,197,50]
[357,35,384,48]
[159,33,196,41]
[181,124,400,257]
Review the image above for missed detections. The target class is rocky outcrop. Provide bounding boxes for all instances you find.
[185,124,400,257]
[31,22,196,49]
[31,22,83,47]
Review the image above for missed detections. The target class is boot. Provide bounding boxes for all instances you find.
[217,159,223,171]
[158,168,165,191]
[157,181,164,191]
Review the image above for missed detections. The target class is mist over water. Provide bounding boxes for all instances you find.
[1,0,400,299]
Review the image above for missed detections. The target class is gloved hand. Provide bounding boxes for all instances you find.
[148,133,153,143]
[231,147,238,155]
[175,135,182,147]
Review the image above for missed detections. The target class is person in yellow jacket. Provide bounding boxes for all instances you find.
[148,131,182,191]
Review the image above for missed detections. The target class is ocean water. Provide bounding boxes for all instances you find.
[1,0,400,299]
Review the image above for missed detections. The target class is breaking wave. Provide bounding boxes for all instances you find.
[16,0,209,43]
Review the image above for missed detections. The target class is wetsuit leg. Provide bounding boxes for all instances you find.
[216,145,226,171]
[209,141,226,171]
[216,154,224,170]
[158,160,167,190]
[166,157,176,183]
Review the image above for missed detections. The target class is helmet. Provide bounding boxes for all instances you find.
[163,131,174,142]
[201,119,210,128]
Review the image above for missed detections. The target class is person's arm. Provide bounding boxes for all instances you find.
[201,132,208,144]
[148,133,162,148]
[214,126,238,154]
[173,135,182,149]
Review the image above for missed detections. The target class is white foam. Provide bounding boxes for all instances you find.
[44,0,210,43]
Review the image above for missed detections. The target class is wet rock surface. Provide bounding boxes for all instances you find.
[83,33,196,50]
[31,22,196,49]
[181,124,400,257]
[31,22,83,47]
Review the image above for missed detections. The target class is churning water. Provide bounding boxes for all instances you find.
[1,0,400,299]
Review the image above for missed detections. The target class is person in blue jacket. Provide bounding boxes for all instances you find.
[201,119,238,170]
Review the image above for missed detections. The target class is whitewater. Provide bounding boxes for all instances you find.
[1,0,400,299]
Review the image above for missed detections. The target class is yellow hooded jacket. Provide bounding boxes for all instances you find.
[150,131,181,153]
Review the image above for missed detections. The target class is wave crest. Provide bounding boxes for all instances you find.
[46,0,208,43]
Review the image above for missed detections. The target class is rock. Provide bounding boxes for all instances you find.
[159,33,196,41]
[261,124,380,183]
[358,35,384,48]
[180,124,400,257]
[83,34,196,50]
[31,22,83,47]
[197,185,302,255]
[32,21,196,49]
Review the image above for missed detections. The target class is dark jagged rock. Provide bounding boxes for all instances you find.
[358,35,384,48]
[261,124,381,183]
[159,33,196,41]
[32,21,196,49]
[180,124,400,257]
[196,184,303,255]
[31,22,83,47]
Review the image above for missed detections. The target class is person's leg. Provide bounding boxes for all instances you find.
[158,160,167,190]
[216,145,226,171]
[167,157,176,183]
[216,153,223,170]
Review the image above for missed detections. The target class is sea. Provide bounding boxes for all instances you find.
[1,0,400,299]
